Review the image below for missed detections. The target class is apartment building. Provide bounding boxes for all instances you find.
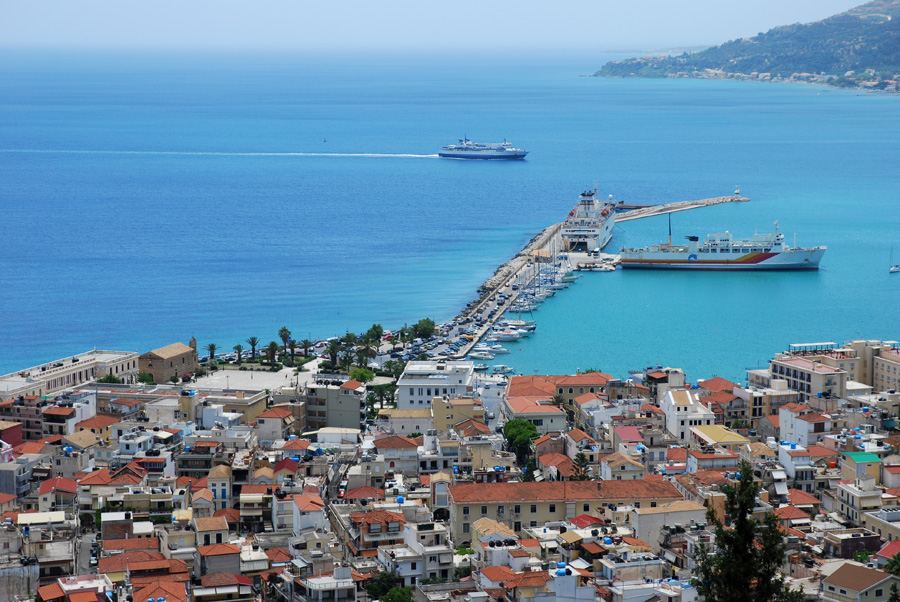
[661,389,714,442]
[396,361,475,410]
[301,375,366,430]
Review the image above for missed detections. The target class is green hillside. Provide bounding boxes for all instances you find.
[597,0,900,87]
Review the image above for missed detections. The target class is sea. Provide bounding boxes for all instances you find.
[1,50,898,382]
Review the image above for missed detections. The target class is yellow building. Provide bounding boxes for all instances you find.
[842,452,882,484]
[75,414,121,444]
[446,480,683,544]
[432,397,486,434]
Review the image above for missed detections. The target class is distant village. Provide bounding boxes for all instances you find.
[659,64,900,93]
[2,335,900,602]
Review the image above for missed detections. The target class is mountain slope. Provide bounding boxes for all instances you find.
[597,0,900,81]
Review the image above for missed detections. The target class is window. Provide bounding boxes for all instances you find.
[370,523,381,533]
[429,556,437,563]
[514,505,521,514]
[876,589,883,597]
[583,503,590,512]
[531,504,537,513]
[481,505,488,516]
[462,522,470,534]
[530,521,538,527]
[411,562,417,570]
[462,506,469,516]
[549,504,556,513]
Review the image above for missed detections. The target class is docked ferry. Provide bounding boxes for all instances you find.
[560,187,616,252]
[438,138,528,160]
[620,222,826,270]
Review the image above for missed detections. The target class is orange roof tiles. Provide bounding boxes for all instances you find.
[37,583,65,601]
[76,415,121,429]
[480,565,517,583]
[283,439,312,450]
[350,509,405,525]
[258,407,294,419]
[103,537,160,552]
[214,508,240,524]
[341,380,364,389]
[43,406,75,416]
[266,547,292,564]
[197,543,241,556]
[506,396,564,415]
[344,486,385,500]
[134,582,188,602]
[293,493,325,512]
[538,453,575,477]
[373,435,418,449]
[699,376,738,392]
[38,477,77,495]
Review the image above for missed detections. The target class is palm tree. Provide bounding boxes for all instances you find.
[327,339,342,368]
[288,340,298,365]
[246,336,259,361]
[206,343,218,363]
[278,326,292,354]
[233,344,243,366]
[266,341,279,365]
[885,552,900,576]
[300,339,314,358]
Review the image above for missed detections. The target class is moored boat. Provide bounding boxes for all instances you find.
[620,222,825,270]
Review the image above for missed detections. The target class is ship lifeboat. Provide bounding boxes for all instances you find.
[601,209,609,216]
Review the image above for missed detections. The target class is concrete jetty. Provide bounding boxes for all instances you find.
[616,194,749,222]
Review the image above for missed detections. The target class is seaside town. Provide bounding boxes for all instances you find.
[2,324,900,602]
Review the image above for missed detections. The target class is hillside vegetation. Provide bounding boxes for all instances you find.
[597,0,900,88]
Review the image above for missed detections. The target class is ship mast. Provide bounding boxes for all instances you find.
[668,213,672,246]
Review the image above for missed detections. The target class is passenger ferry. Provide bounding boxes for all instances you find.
[620,222,826,270]
[561,187,616,252]
[438,138,528,160]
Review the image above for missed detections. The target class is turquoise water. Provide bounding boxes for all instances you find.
[1,51,898,379]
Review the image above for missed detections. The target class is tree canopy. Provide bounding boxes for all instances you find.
[693,459,802,602]
[503,419,539,461]
[412,318,436,339]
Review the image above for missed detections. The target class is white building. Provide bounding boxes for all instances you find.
[777,442,816,493]
[661,389,714,442]
[396,361,475,409]
[377,521,455,584]
[0,349,139,402]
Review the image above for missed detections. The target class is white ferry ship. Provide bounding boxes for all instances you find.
[620,222,826,270]
[560,187,616,252]
[438,137,528,160]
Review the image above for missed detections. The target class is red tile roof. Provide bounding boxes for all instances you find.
[787,489,821,506]
[103,537,160,553]
[569,514,603,529]
[538,453,575,477]
[43,406,75,416]
[614,426,643,442]
[283,439,312,450]
[350,509,405,526]
[214,508,240,524]
[258,407,294,419]
[38,477,78,495]
[449,480,682,503]
[197,543,241,557]
[480,565,517,583]
[37,583,65,601]
[774,505,809,521]
[76,415,121,429]
[344,486,385,500]
[99,550,165,573]
[373,435,418,449]
[266,547,293,564]
[134,582,188,602]
[201,572,253,587]
[341,380,364,389]
[293,493,325,512]
[698,376,738,392]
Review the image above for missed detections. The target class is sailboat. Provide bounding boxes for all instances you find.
[891,244,899,273]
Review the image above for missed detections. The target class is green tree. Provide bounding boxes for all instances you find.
[367,323,384,343]
[287,339,298,365]
[572,452,591,480]
[278,326,292,353]
[98,372,122,384]
[233,344,243,366]
[366,572,400,599]
[136,371,155,385]
[412,318,436,339]
[266,341,279,365]
[885,552,900,576]
[522,457,537,481]
[246,336,259,360]
[327,339,342,368]
[503,419,540,461]
[206,342,218,363]
[350,367,375,384]
[693,459,801,602]
[299,338,314,358]
[889,583,900,602]
[382,587,414,602]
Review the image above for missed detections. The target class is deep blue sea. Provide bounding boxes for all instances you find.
[1,50,898,381]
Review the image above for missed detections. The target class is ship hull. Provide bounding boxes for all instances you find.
[620,248,825,270]
[438,151,528,160]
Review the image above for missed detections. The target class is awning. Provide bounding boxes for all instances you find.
[240,509,263,516]
[771,470,787,480]
[240,495,265,503]
[774,481,789,496]
[883,419,899,430]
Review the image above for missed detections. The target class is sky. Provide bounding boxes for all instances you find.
[0,1,863,53]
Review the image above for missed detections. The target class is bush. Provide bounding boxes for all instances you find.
[181,373,192,383]
[98,373,122,384]
[208,360,219,371]
[137,371,155,385]
[194,367,206,378]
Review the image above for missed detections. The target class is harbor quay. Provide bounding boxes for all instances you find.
[2,195,898,602]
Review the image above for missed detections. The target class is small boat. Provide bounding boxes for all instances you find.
[492,330,521,342]
[492,365,514,374]
[469,351,495,360]
[487,344,510,354]
[473,363,490,372]
[891,244,899,273]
